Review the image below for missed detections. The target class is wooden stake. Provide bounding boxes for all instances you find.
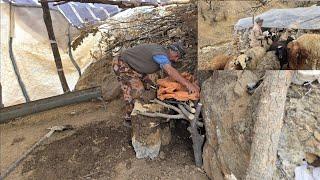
[41,0,70,92]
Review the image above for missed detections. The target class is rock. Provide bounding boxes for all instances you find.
[202,71,320,179]
[159,151,165,160]
[91,146,101,154]
[75,57,121,101]
[201,71,261,180]
[125,161,132,169]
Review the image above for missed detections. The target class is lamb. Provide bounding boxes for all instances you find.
[227,54,252,70]
[207,54,232,70]
[208,54,248,70]
[287,34,320,70]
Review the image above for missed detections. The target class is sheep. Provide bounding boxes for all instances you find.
[243,47,266,69]
[256,51,280,70]
[287,34,320,70]
[208,54,250,70]
[268,36,295,69]
[223,56,244,70]
[207,54,232,70]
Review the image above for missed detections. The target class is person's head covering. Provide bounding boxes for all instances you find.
[255,17,264,23]
[168,42,185,58]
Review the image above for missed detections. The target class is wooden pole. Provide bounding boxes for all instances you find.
[245,71,293,180]
[40,0,70,92]
[0,83,3,108]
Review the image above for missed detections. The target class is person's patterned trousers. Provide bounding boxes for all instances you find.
[112,57,145,120]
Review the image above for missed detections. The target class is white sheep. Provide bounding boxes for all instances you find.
[238,47,266,69]
[256,51,280,70]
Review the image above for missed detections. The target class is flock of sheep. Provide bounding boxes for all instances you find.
[208,33,320,70]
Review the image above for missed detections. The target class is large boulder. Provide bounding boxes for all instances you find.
[201,71,263,179]
[75,56,121,101]
[201,71,320,179]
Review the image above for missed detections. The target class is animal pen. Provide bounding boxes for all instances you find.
[233,6,320,53]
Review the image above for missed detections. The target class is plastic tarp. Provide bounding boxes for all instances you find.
[234,6,320,30]
[1,0,121,28]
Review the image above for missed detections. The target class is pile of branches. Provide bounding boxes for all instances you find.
[98,3,197,72]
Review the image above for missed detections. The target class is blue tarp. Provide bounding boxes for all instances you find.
[2,0,122,28]
[235,6,320,30]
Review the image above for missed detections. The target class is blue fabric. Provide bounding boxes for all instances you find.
[153,55,171,69]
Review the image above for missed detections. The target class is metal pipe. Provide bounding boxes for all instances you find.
[8,3,30,102]
[0,87,102,123]
[68,25,81,77]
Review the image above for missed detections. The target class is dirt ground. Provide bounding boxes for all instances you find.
[0,98,208,180]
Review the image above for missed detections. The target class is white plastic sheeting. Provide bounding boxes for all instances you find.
[295,162,320,180]
[0,4,157,106]
[235,6,320,30]
[291,70,320,85]
[0,2,97,106]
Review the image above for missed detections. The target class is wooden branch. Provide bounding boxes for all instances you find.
[190,102,204,167]
[178,104,195,120]
[136,111,185,120]
[41,1,70,92]
[42,0,191,8]
[150,99,183,114]
[182,102,196,113]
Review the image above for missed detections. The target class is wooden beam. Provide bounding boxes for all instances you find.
[41,0,190,8]
[41,0,70,92]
